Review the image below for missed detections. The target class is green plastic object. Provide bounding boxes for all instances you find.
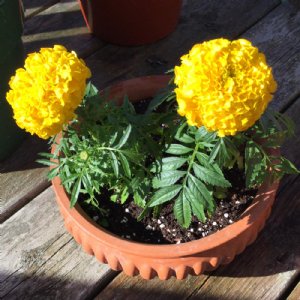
[0,0,26,161]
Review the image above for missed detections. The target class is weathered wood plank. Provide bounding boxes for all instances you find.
[23,0,104,57]
[287,281,300,300]
[0,187,117,299]
[86,0,280,90]
[23,0,59,19]
[94,274,208,300]
[0,137,49,224]
[242,2,300,110]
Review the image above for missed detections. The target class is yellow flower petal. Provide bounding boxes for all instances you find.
[174,38,277,136]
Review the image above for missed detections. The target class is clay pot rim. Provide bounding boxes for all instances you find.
[51,75,279,259]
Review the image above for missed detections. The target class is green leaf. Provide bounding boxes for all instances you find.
[184,187,206,222]
[70,177,82,207]
[134,191,146,207]
[209,141,221,163]
[188,174,214,212]
[192,163,231,187]
[146,88,175,113]
[195,152,210,168]
[166,144,193,155]
[245,141,266,188]
[173,191,192,228]
[152,170,186,188]
[161,156,187,170]
[148,185,182,207]
[195,126,217,143]
[119,152,131,177]
[39,152,54,159]
[109,152,119,177]
[175,122,195,143]
[47,166,59,180]
[278,157,299,174]
[115,124,132,149]
[85,82,98,98]
[121,186,129,204]
[122,95,135,114]
[36,159,57,166]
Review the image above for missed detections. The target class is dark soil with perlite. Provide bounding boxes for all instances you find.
[80,168,257,245]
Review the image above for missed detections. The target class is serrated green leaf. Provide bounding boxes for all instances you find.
[161,156,187,170]
[166,144,193,155]
[175,122,195,143]
[188,174,215,212]
[119,152,131,177]
[152,170,186,188]
[195,152,210,167]
[192,163,231,187]
[174,191,192,228]
[115,124,132,149]
[148,185,182,207]
[209,141,221,163]
[245,141,266,188]
[184,187,206,222]
[195,126,217,143]
[70,177,82,207]
[109,152,119,177]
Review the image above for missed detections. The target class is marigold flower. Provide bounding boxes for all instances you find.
[174,38,277,137]
[6,45,91,139]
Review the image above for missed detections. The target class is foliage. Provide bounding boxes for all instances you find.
[39,83,299,229]
[21,40,298,230]
[40,83,174,210]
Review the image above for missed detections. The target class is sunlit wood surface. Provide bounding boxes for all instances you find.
[1,0,300,299]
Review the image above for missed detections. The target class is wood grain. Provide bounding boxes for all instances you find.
[242,2,300,111]
[287,281,300,300]
[22,0,105,57]
[0,137,49,224]
[2,0,300,298]
[0,187,117,299]
[23,0,59,19]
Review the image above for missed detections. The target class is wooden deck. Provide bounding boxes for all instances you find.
[1,0,300,299]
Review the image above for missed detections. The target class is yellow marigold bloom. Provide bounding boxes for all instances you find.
[174,38,277,137]
[6,45,91,139]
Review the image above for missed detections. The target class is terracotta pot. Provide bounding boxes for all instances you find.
[78,0,182,45]
[52,75,280,280]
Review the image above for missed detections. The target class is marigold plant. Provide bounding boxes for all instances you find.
[174,38,277,137]
[7,41,299,233]
[6,45,91,139]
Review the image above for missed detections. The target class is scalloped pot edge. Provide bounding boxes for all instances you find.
[51,75,280,280]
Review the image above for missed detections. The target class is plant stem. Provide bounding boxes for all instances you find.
[182,143,199,186]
